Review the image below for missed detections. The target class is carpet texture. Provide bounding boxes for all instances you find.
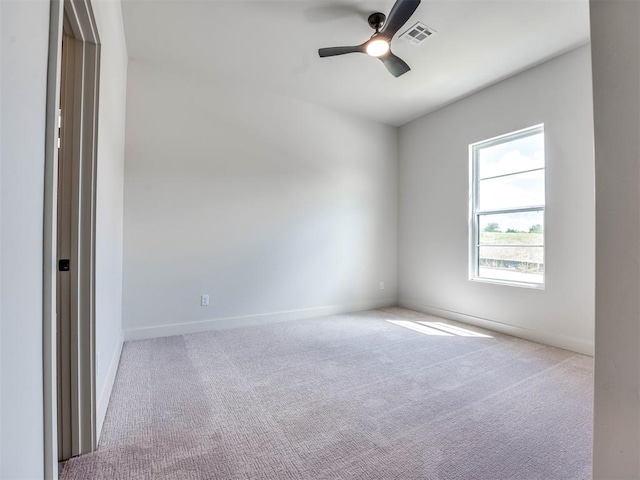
[61,308,593,479]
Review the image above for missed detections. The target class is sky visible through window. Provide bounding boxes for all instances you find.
[479,132,544,178]
[478,132,545,232]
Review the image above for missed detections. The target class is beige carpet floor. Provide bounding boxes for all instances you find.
[62,307,593,479]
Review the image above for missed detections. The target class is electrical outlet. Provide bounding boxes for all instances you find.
[201,294,210,306]
[379,281,385,290]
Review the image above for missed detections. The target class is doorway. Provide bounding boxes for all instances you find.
[44,0,101,475]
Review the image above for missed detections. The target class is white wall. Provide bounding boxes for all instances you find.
[122,62,398,339]
[91,0,128,438]
[590,1,640,477]
[0,1,50,478]
[398,45,595,354]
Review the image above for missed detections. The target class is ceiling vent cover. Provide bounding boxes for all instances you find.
[399,22,437,45]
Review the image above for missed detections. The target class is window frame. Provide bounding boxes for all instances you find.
[469,124,545,289]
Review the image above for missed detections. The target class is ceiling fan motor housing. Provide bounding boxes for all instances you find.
[368,12,386,31]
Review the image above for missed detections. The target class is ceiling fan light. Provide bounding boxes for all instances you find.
[366,39,390,57]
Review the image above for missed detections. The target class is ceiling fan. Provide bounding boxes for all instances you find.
[318,0,421,78]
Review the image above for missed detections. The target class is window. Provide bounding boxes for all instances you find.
[470,125,545,287]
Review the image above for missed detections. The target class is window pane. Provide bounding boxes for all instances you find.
[477,169,544,211]
[478,245,544,284]
[478,211,544,245]
[478,131,544,179]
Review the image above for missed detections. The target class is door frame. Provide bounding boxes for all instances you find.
[44,0,100,477]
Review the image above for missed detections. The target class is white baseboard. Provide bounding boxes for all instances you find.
[398,298,594,356]
[124,298,398,342]
[96,333,124,440]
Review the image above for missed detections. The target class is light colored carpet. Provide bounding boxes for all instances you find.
[62,308,593,479]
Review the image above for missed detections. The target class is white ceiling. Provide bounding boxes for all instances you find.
[121,0,590,126]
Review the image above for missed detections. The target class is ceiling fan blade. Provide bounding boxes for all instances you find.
[380,0,421,38]
[379,52,411,77]
[318,45,365,57]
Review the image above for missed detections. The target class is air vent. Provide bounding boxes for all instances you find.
[399,22,437,45]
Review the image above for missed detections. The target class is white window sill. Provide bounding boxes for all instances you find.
[470,276,545,290]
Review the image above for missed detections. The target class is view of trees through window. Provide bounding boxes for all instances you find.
[471,125,545,286]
